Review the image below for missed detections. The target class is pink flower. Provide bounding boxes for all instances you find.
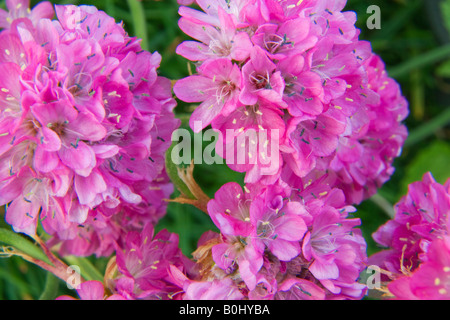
[196,178,367,299]
[57,280,126,300]
[322,54,409,204]
[239,46,286,107]
[275,278,326,300]
[0,0,54,29]
[278,171,368,299]
[388,236,450,300]
[173,58,241,132]
[112,223,189,300]
[177,5,252,62]
[248,186,307,261]
[206,183,265,289]
[283,111,347,178]
[212,101,285,183]
[277,54,325,117]
[168,265,244,300]
[251,16,317,60]
[32,100,106,175]
[370,172,450,279]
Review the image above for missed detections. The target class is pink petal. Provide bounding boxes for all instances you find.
[74,170,107,206]
[77,281,105,300]
[32,102,77,126]
[5,197,40,235]
[189,97,223,132]
[176,41,209,61]
[211,243,234,270]
[34,147,60,173]
[58,141,95,171]
[231,32,252,61]
[276,215,307,241]
[173,75,212,103]
[91,145,120,159]
[39,127,62,152]
[268,238,301,261]
[68,112,106,142]
[68,201,89,224]
[29,1,55,21]
[0,9,9,29]
[309,260,339,280]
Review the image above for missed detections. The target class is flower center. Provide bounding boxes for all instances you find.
[209,38,232,57]
[250,72,271,90]
[257,220,276,240]
[216,80,236,103]
[264,33,293,54]
[47,122,67,137]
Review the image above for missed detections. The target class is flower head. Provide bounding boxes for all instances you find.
[110,223,191,300]
[186,179,367,300]
[370,172,450,278]
[387,236,450,300]
[0,3,179,256]
[174,0,408,197]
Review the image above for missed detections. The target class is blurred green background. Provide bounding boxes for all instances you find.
[0,0,449,299]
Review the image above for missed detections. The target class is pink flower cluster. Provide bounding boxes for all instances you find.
[72,177,367,301]
[369,172,450,299]
[56,0,404,302]
[173,0,408,204]
[0,0,415,302]
[169,179,367,300]
[0,1,180,256]
[55,221,195,301]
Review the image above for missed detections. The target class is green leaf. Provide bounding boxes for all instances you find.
[405,107,450,147]
[436,59,450,78]
[0,263,33,297]
[441,0,450,35]
[39,272,60,300]
[402,140,450,194]
[63,256,104,282]
[165,142,195,199]
[127,0,149,51]
[388,44,450,78]
[0,228,50,264]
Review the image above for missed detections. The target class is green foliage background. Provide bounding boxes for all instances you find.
[0,0,449,300]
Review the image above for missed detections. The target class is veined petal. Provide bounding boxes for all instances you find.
[58,141,95,171]
[68,112,107,142]
[189,97,223,132]
[268,238,301,261]
[6,197,40,236]
[38,127,62,152]
[74,170,107,206]
[173,75,212,103]
[34,147,60,173]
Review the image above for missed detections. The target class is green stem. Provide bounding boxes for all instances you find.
[63,256,104,282]
[0,228,84,287]
[39,272,60,300]
[388,44,450,79]
[370,193,395,219]
[0,228,50,264]
[0,267,32,296]
[165,142,196,200]
[127,0,149,51]
[405,107,450,147]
